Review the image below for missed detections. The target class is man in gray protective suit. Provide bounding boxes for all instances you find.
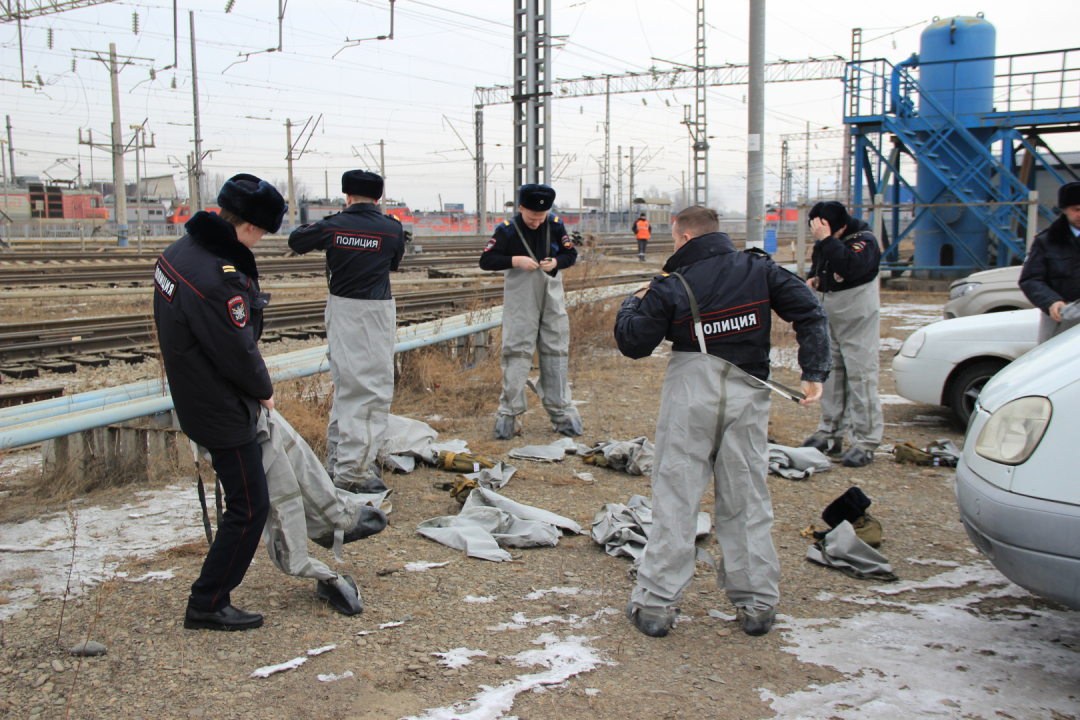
[800,201,884,468]
[479,184,584,440]
[614,206,830,638]
[289,171,405,493]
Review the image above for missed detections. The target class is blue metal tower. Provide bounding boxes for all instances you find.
[844,15,1080,277]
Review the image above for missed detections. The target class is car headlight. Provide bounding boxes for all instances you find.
[949,282,980,301]
[974,396,1052,466]
[899,330,926,358]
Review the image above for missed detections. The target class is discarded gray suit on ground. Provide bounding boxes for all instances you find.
[197,409,388,608]
[805,520,897,581]
[416,487,581,562]
[812,280,884,453]
[591,494,711,564]
[767,443,830,480]
[579,437,654,476]
[497,266,583,433]
[325,296,396,489]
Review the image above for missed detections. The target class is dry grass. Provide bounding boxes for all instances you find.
[274,377,334,460]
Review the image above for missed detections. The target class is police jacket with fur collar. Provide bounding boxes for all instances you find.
[153,211,273,449]
[1019,214,1080,312]
[479,214,577,277]
[808,218,881,293]
[287,202,405,300]
[614,232,831,382]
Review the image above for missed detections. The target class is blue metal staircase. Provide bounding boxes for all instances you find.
[844,48,1080,270]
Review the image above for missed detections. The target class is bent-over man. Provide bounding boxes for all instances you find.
[614,205,829,638]
[1020,181,1080,343]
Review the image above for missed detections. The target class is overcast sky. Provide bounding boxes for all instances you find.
[1,0,1076,213]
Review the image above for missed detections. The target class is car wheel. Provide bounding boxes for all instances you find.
[949,360,1008,427]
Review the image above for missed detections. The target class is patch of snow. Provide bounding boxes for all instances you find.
[379,620,406,629]
[0,483,204,620]
[707,609,736,621]
[317,671,353,683]
[879,337,904,351]
[355,630,376,636]
[523,586,587,600]
[123,569,177,583]
[585,688,600,697]
[879,303,944,331]
[307,645,336,656]
[251,657,306,678]
[875,562,1007,596]
[404,561,450,572]
[404,634,613,720]
[432,648,488,669]
[878,394,914,405]
[906,558,961,568]
[815,592,835,602]
[463,595,496,603]
[764,567,1080,720]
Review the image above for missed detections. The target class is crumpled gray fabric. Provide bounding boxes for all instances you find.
[925,439,961,464]
[376,415,471,470]
[767,443,830,480]
[416,487,581,562]
[579,437,654,476]
[508,437,578,462]
[591,494,711,562]
[198,409,389,583]
[806,520,898,581]
[463,462,517,491]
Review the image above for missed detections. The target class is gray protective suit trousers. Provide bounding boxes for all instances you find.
[815,280,883,452]
[496,267,582,426]
[198,409,374,583]
[631,352,779,615]
[325,295,396,487]
[1037,311,1080,344]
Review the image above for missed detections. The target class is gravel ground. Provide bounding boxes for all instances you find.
[0,286,1073,720]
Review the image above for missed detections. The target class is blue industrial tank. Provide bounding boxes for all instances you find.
[912,15,996,275]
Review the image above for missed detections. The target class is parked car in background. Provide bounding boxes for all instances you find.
[944,265,1032,319]
[954,324,1080,610]
[892,309,1040,426]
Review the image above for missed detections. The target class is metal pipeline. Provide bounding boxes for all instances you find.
[0,283,636,449]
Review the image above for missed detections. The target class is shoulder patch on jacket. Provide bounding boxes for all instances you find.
[227,295,248,328]
[154,262,177,302]
[484,237,497,252]
[552,215,560,223]
[851,240,867,252]
[502,219,511,226]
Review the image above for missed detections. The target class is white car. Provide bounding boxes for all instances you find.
[892,309,1040,426]
[955,324,1080,609]
[944,265,1033,319]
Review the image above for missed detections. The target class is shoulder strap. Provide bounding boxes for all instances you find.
[510,218,547,263]
[669,271,709,354]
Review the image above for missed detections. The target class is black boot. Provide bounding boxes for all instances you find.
[740,606,775,637]
[312,506,388,549]
[625,601,678,638]
[316,575,364,616]
[184,598,263,632]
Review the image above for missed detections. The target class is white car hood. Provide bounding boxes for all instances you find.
[920,307,1039,343]
[950,265,1022,287]
[978,322,1080,412]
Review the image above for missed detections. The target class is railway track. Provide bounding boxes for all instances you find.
[0,272,653,366]
[0,238,671,288]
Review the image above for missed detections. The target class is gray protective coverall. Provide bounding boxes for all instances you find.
[816,280,884,453]
[198,409,386,610]
[480,215,582,436]
[324,296,396,487]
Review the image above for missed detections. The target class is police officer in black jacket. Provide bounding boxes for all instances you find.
[479,184,583,439]
[288,171,405,493]
[615,206,829,639]
[1020,181,1080,343]
[154,174,286,631]
[800,201,884,468]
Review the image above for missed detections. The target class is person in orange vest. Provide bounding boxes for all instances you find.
[632,213,651,261]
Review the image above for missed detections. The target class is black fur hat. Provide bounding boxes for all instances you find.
[519,183,556,211]
[342,170,384,200]
[217,174,287,234]
[808,201,852,236]
[822,487,872,528]
[1059,181,1080,210]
